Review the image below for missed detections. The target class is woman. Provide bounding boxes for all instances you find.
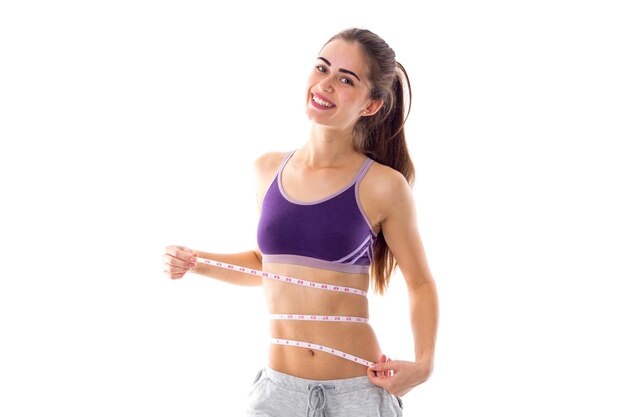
[163,28,438,417]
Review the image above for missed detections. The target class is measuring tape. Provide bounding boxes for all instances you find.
[195,257,375,367]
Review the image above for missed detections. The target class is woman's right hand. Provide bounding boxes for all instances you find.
[163,245,197,279]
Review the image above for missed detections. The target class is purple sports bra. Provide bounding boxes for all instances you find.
[257,149,378,274]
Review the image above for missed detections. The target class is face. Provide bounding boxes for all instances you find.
[305,39,382,131]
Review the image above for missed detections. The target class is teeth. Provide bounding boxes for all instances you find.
[312,95,333,107]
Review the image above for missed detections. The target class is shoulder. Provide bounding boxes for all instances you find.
[254,151,288,172]
[254,151,289,179]
[363,160,412,200]
[360,160,414,224]
[253,151,291,205]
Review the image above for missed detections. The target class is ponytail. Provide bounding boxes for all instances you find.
[358,64,414,295]
[326,28,415,294]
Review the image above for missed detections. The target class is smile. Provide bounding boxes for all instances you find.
[311,93,336,109]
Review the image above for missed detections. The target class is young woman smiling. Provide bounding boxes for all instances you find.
[163,28,438,417]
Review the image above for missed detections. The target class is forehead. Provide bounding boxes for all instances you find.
[318,39,369,79]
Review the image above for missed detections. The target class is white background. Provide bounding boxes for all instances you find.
[1,0,625,416]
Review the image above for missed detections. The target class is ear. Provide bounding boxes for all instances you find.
[361,99,384,117]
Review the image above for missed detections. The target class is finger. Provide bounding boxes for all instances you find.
[380,355,389,376]
[367,367,391,389]
[164,255,196,269]
[163,255,195,272]
[382,355,389,377]
[165,245,194,263]
[163,253,194,269]
[370,354,386,370]
[164,270,185,280]
[165,245,184,257]
[385,356,392,377]
[369,355,382,374]
[165,263,189,272]
[163,266,187,276]
[371,360,398,373]
[164,265,191,279]
[375,354,387,373]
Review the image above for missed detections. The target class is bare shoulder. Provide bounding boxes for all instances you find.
[362,160,411,201]
[254,151,289,210]
[357,160,413,230]
[254,151,288,179]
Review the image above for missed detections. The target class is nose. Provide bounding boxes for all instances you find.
[318,77,334,93]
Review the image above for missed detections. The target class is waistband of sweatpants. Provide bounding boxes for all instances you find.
[262,366,374,394]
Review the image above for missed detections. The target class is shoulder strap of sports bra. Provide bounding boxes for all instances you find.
[354,157,374,187]
[274,149,297,181]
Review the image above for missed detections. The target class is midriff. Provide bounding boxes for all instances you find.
[263,262,382,380]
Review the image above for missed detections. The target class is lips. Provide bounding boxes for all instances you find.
[311,92,336,109]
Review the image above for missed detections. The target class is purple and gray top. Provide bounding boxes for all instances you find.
[257,149,378,275]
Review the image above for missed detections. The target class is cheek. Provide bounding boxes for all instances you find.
[304,73,317,96]
[306,71,322,90]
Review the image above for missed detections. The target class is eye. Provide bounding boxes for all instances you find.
[340,77,354,86]
[316,65,328,73]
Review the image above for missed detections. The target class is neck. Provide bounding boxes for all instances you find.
[303,124,359,167]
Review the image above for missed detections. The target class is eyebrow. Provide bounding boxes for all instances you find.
[317,56,361,82]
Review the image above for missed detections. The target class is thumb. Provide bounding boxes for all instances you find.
[370,359,397,372]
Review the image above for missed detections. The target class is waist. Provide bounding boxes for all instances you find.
[195,258,378,375]
[264,279,370,317]
[269,320,381,379]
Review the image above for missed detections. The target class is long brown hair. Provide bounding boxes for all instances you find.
[324,28,415,295]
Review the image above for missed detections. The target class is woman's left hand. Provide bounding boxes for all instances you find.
[366,354,433,397]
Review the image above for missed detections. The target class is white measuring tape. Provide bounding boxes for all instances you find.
[269,314,369,323]
[195,257,375,367]
[272,338,374,367]
[195,258,367,297]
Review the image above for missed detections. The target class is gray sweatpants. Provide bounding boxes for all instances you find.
[246,367,403,417]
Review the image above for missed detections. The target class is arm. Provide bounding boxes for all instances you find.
[367,170,439,396]
[386,177,438,365]
[164,152,283,286]
[163,245,263,286]
[191,151,287,286]
[190,248,264,286]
